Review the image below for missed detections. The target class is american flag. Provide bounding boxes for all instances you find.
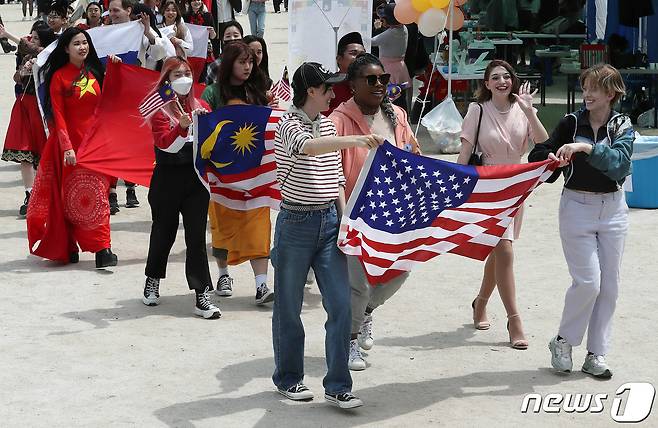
[139,83,176,118]
[271,66,292,102]
[338,142,558,283]
[193,105,284,210]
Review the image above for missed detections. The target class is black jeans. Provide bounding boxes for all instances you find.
[273,0,288,12]
[145,164,211,293]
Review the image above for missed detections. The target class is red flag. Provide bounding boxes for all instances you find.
[76,62,159,187]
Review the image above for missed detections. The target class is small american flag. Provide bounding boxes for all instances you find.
[339,142,557,283]
[139,83,176,118]
[271,67,291,102]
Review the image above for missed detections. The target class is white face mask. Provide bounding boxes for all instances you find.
[171,76,193,95]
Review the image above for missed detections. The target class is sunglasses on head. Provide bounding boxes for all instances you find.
[360,73,391,86]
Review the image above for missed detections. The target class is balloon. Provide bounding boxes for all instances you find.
[394,1,421,25]
[411,0,432,13]
[445,6,465,31]
[417,8,447,37]
[430,0,450,8]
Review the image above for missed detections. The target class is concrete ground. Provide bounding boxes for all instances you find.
[1,4,657,427]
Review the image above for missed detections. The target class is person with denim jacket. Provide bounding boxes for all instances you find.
[271,62,383,409]
[529,64,634,379]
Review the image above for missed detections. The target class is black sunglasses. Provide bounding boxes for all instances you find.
[359,73,391,86]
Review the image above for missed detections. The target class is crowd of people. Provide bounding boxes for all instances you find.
[1,0,634,410]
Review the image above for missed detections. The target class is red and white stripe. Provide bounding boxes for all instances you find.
[338,157,557,283]
[203,108,285,210]
[271,67,292,102]
[139,91,172,118]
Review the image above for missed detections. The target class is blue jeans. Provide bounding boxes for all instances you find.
[271,204,353,394]
[248,1,266,38]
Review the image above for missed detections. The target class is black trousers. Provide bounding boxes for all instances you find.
[273,0,288,12]
[145,164,211,293]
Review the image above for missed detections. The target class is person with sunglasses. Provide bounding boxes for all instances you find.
[329,53,420,371]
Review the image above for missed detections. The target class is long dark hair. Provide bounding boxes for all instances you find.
[40,27,105,119]
[475,59,521,103]
[347,52,397,127]
[217,41,269,106]
[219,20,243,51]
[243,35,269,79]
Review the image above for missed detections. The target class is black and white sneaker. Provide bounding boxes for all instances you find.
[324,392,363,409]
[214,274,233,297]
[278,383,314,401]
[194,287,221,319]
[255,283,274,305]
[142,277,160,306]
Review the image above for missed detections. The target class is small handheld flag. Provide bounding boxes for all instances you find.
[139,83,176,118]
[387,82,411,101]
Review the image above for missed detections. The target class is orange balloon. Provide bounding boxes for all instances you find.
[445,6,465,31]
[394,1,421,25]
[411,0,432,13]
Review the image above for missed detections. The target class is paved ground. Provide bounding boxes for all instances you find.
[1,4,657,427]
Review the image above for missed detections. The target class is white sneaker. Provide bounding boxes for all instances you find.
[357,314,374,350]
[582,354,613,379]
[348,339,366,371]
[324,392,363,409]
[278,383,314,401]
[194,287,221,319]
[548,336,573,372]
[214,274,233,297]
[142,277,160,306]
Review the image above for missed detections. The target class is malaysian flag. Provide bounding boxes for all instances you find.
[271,67,292,102]
[339,142,558,283]
[193,105,284,210]
[139,83,176,118]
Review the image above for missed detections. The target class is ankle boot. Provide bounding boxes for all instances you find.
[1,38,17,53]
[95,248,118,269]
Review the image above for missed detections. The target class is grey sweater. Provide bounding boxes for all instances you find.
[371,26,408,58]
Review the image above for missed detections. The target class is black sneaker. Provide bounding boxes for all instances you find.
[194,287,221,319]
[324,392,363,409]
[109,192,120,215]
[19,190,30,217]
[278,383,314,401]
[143,277,160,306]
[95,248,118,269]
[255,283,274,305]
[214,274,233,297]
[125,186,139,208]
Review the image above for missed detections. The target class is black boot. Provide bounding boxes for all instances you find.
[1,38,16,53]
[95,248,118,269]
[19,190,30,217]
[125,186,139,208]
[109,192,120,215]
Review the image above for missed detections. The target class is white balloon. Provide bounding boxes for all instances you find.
[417,8,447,37]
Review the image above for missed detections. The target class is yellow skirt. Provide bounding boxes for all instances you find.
[208,202,271,265]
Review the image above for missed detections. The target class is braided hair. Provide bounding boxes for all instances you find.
[346,52,397,127]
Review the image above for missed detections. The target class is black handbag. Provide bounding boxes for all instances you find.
[468,103,483,166]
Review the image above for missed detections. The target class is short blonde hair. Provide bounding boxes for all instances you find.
[579,64,626,106]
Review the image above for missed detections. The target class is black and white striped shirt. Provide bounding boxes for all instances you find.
[274,112,346,205]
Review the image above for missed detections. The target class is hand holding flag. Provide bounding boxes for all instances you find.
[139,83,176,118]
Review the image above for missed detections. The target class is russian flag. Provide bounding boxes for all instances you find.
[33,21,145,133]
[186,23,210,82]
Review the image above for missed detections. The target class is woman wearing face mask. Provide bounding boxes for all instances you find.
[77,2,103,30]
[159,0,192,57]
[329,53,420,371]
[141,56,222,319]
[456,59,548,349]
[27,27,120,268]
[204,20,243,85]
[201,42,274,306]
[2,26,56,217]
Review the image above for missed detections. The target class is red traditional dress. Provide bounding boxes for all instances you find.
[27,62,111,262]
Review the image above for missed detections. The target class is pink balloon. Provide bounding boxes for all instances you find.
[445,6,465,31]
[394,1,421,25]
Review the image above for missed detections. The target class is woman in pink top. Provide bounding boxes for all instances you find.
[330,53,420,371]
[457,59,548,350]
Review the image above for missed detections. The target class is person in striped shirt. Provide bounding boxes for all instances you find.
[271,62,383,410]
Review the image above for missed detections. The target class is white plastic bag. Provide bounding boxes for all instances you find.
[421,97,463,153]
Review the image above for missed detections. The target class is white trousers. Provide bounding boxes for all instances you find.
[557,188,628,356]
